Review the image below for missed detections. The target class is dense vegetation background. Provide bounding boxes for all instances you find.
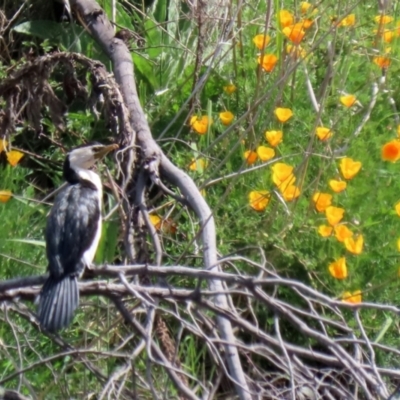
[1,0,400,399]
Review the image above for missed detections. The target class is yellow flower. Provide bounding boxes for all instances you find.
[395,201,400,216]
[300,2,311,14]
[334,224,353,243]
[0,139,8,153]
[342,290,362,304]
[281,185,301,201]
[6,150,24,167]
[375,15,394,24]
[328,257,347,279]
[244,150,258,165]
[149,214,161,229]
[280,10,294,28]
[265,130,283,147]
[256,146,275,162]
[382,140,400,162]
[339,157,362,180]
[294,20,313,30]
[150,215,177,233]
[338,14,355,27]
[271,163,294,184]
[274,108,293,123]
[258,54,278,72]
[318,225,333,237]
[344,235,364,255]
[219,111,234,126]
[190,115,210,135]
[325,206,345,226]
[312,192,332,212]
[329,179,347,193]
[340,94,357,108]
[223,84,237,94]
[315,126,332,141]
[189,158,207,171]
[373,56,390,68]
[0,190,12,203]
[249,190,270,211]
[377,29,396,43]
[253,34,271,50]
[283,25,306,45]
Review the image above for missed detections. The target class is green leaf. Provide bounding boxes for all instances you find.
[133,53,158,89]
[6,239,46,247]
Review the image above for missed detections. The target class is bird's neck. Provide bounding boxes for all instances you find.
[64,161,102,193]
[74,167,102,193]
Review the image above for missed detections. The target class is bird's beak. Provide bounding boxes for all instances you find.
[94,144,119,160]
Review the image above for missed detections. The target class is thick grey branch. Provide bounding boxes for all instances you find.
[69,1,251,398]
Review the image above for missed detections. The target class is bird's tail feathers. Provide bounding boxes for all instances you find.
[38,275,79,332]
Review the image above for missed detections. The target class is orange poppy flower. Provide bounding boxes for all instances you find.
[338,14,355,27]
[223,84,237,94]
[300,2,311,14]
[258,54,278,72]
[301,19,314,29]
[329,179,347,193]
[328,257,347,279]
[318,225,333,237]
[271,163,294,184]
[342,290,362,304]
[279,10,294,28]
[256,146,275,162]
[6,150,24,167]
[274,108,293,123]
[312,192,332,212]
[344,235,363,255]
[149,214,161,228]
[190,115,210,135]
[382,140,400,162]
[340,95,357,107]
[0,190,12,203]
[283,25,306,45]
[219,111,234,126]
[339,157,362,179]
[375,29,395,43]
[265,130,283,147]
[316,127,332,141]
[325,206,345,226]
[189,158,207,171]
[253,34,271,50]
[249,190,270,211]
[373,56,390,68]
[334,224,353,243]
[281,185,301,201]
[150,215,177,234]
[244,150,258,165]
[374,15,393,24]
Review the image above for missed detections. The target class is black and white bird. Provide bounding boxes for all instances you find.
[38,143,118,332]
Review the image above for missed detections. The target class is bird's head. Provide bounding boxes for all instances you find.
[67,143,119,170]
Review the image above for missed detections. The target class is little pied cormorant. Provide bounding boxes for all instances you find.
[38,143,118,332]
